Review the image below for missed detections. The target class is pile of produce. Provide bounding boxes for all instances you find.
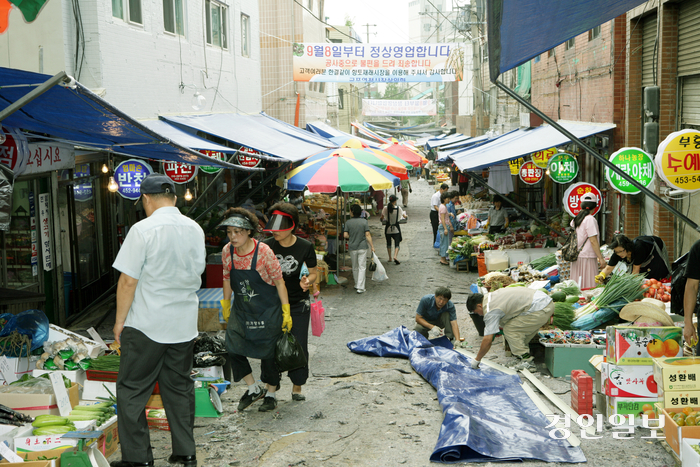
[480,272,515,290]
[67,402,116,427]
[37,338,91,371]
[0,403,33,426]
[538,330,605,346]
[574,273,645,319]
[88,354,121,372]
[32,415,76,436]
[642,279,671,302]
[672,408,700,426]
[512,264,551,283]
[448,236,473,261]
[529,253,557,271]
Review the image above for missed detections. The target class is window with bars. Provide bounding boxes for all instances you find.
[241,14,250,56]
[112,0,142,25]
[163,0,185,36]
[206,0,228,49]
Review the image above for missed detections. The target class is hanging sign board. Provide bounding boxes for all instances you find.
[519,161,544,185]
[237,147,263,168]
[532,147,557,168]
[163,161,197,184]
[29,191,38,277]
[0,125,30,175]
[563,182,602,217]
[25,142,75,175]
[73,163,93,202]
[199,150,225,174]
[114,159,154,200]
[548,153,579,184]
[605,147,655,194]
[655,129,700,192]
[508,157,524,175]
[39,193,53,271]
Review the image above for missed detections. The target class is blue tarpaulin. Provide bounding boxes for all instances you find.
[0,67,235,168]
[451,121,615,171]
[305,122,382,149]
[487,0,647,80]
[162,113,337,162]
[348,327,586,464]
[139,120,235,154]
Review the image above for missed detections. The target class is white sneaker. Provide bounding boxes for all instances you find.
[357,289,365,294]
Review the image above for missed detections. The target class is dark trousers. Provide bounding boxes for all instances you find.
[459,182,469,196]
[228,353,281,387]
[414,312,455,340]
[288,301,310,386]
[430,210,439,245]
[116,327,195,463]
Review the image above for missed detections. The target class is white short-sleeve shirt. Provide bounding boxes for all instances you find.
[113,206,206,344]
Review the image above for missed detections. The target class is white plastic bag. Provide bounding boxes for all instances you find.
[371,253,388,282]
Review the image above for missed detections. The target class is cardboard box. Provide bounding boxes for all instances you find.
[658,388,700,410]
[654,357,700,392]
[146,394,163,408]
[47,325,104,359]
[32,369,86,387]
[95,417,118,458]
[605,364,657,398]
[0,357,40,384]
[682,438,700,466]
[198,308,226,332]
[606,396,660,426]
[15,434,78,453]
[81,380,116,401]
[606,326,683,365]
[662,406,700,460]
[14,451,60,467]
[0,462,51,467]
[0,383,79,417]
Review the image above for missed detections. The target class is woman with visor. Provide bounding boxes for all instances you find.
[218,208,291,413]
[263,203,317,401]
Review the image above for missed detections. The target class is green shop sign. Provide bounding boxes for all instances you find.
[547,153,579,184]
[199,150,226,174]
[605,147,655,195]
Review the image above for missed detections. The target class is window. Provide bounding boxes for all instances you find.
[589,25,601,41]
[241,14,250,56]
[319,82,325,93]
[163,0,184,36]
[113,0,142,24]
[548,48,555,58]
[565,37,575,50]
[206,0,228,49]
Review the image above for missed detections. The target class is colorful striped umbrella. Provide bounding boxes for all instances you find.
[381,142,427,167]
[306,148,407,175]
[284,153,399,193]
[364,148,413,172]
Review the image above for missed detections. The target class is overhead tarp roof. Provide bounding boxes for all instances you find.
[436,133,501,162]
[425,133,471,150]
[351,122,391,144]
[487,0,647,80]
[0,68,235,168]
[161,113,337,163]
[139,120,235,153]
[305,122,381,148]
[452,121,615,171]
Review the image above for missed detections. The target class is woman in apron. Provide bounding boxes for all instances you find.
[218,208,290,413]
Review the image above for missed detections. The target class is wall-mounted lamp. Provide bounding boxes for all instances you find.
[108,176,119,192]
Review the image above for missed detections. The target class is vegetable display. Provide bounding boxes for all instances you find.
[88,354,120,371]
[0,403,33,426]
[575,273,645,319]
[643,279,671,302]
[529,253,557,271]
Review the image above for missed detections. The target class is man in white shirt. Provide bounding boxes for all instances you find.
[466,288,554,369]
[112,174,206,467]
[430,183,449,245]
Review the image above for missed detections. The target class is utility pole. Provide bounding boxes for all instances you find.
[362,23,376,43]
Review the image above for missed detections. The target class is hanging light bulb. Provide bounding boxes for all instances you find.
[101,163,109,173]
[108,176,119,192]
[184,188,193,201]
[191,92,206,111]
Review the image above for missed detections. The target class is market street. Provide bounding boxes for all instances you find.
[73,179,677,467]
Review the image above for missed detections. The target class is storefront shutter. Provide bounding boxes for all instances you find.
[678,0,700,77]
[681,75,700,127]
[642,13,657,88]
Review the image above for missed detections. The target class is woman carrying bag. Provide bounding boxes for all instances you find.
[568,192,607,289]
[219,208,290,413]
[381,194,405,264]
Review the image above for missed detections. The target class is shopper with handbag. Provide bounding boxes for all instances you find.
[381,195,405,264]
[263,202,317,402]
[568,192,606,289]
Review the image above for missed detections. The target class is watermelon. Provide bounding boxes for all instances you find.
[550,291,567,302]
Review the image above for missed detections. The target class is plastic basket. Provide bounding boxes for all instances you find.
[147,417,170,431]
[86,370,119,382]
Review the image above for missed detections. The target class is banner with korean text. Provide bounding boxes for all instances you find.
[362,99,436,116]
[293,43,465,83]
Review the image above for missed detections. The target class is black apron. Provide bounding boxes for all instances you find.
[225,241,282,360]
[384,208,402,242]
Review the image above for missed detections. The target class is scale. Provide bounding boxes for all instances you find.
[194,386,223,417]
[60,431,109,467]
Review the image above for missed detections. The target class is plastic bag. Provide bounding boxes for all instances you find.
[371,253,388,282]
[275,332,307,372]
[193,334,227,368]
[434,229,442,249]
[311,299,325,337]
[0,309,49,352]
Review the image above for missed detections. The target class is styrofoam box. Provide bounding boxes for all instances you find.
[506,250,529,268]
[82,380,116,401]
[0,356,39,384]
[193,366,223,379]
[682,438,700,466]
[32,369,86,387]
[0,423,34,451]
[47,324,106,359]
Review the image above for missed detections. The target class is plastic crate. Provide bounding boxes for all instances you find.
[147,417,170,431]
[86,370,119,382]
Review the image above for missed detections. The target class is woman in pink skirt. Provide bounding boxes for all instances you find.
[569,192,607,289]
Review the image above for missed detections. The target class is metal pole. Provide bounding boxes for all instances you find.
[493,79,700,233]
[186,149,244,214]
[0,71,69,122]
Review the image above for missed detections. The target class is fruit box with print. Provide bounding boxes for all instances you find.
[662,406,700,461]
[605,364,657,398]
[658,388,700,410]
[606,326,682,365]
[607,396,660,426]
[653,357,700,392]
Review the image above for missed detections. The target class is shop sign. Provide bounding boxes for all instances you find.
[519,161,544,185]
[237,147,263,168]
[563,182,602,217]
[73,164,93,202]
[25,142,75,175]
[199,150,226,174]
[532,147,557,168]
[605,147,655,195]
[655,129,700,192]
[38,193,52,272]
[508,157,524,175]
[28,192,38,277]
[0,126,29,175]
[114,159,154,200]
[163,161,197,184]
[548,153,579,184]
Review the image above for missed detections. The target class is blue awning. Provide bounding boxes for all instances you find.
[425,133,471,150]
[436,133,503,162]
[487,0,646,80]
[0,67,236,168]
[305,122,381,148]
[161,113,337,162]
[139,120,235,153]
[452,121,615,171]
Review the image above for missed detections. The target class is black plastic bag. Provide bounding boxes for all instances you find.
[193,334,227,368]
[275,332,307,372]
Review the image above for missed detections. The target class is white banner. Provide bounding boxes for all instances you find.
[38,193,53,271]
[362,99,437,116]
[25,142,75,174]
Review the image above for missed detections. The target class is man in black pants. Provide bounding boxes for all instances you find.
[112,175,206,467]
[430,183,449,245]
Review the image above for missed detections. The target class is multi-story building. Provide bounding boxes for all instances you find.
[327,25,362,134]
[259,0,327,127]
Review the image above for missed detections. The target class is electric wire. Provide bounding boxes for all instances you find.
[292,0,360,43]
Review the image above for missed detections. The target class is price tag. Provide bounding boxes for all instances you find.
[49,372,72,417]
[0,441,23,463]
[0,356,17,384]
[87,327,109,350]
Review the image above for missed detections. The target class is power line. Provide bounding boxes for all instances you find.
[292,0,360,43]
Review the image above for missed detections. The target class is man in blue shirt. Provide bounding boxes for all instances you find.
[414,287,464,342]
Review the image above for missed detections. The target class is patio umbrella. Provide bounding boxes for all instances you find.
[331,136,365,149]
[364,148,414,172]
[305,148,408,176]
[381,142,427,167]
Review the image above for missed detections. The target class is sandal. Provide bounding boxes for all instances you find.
[394,259,400,265]
[440,261,449,265]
